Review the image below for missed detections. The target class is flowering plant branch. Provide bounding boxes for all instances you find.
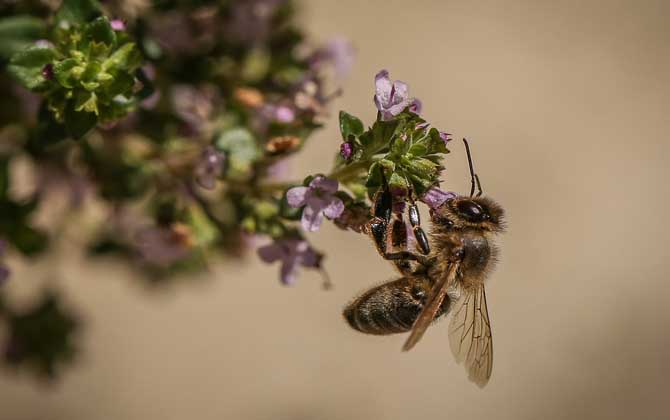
[0,0,453,380]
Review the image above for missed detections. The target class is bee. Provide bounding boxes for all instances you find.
[343,139,505,387]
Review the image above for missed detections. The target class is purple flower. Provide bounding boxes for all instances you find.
[421,187,456,209]
[286,176,344,232]
[274,105,295,123]
[340,142,353,160]
[135,224,193,268]
[409,99,422,114]
[310,36,355,78]
[374,69,412,121]
[195,146,226,190]
[110,19,126,31]
[257,238,319,285]
[439,131,452,144]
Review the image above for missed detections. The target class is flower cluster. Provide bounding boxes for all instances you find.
[0,0,456,382]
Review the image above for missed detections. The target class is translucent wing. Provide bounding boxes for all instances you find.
[448,284,493,387]
[402,261,459,351]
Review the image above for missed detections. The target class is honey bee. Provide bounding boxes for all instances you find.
[343,139,505,387]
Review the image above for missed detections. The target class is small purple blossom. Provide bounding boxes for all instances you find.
[286,176,344,232]
[274,105,295,123]
[257,238,319,285]
[195,146,226,190]
[340,142,353,160]
[374,69,412,121]
[41,64,54,81]
[439,131,452,144]
[310,36,355,78]
[110,19,126,31]
[409,99,422,114]
[135,225,192,268]
[421,187,456,209]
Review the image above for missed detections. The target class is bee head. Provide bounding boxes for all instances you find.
[430,196,505,233]
[428,139,505,233]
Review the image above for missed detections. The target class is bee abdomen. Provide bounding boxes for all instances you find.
[343,278,426,335]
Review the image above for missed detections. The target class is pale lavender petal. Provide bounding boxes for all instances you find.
[416,122,430,130]
[301,205,324,232]
[274,105,295,123]
[322,197,344,219]
[439,131,452,144]
[280,259,298,285]
[309,176,338,194]
[299,247,319,268]
[409,99,422,114]
[257,243,283,263]
[386,100,410,117]
[286,186,308,208]
[375,69,392,106]
[111,19,126,31]
[421,187,456,209]
[391,80,409,105]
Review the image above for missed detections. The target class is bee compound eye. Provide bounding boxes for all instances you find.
[456,200,486,222]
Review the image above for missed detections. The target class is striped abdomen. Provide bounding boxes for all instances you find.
[343,276,450,335]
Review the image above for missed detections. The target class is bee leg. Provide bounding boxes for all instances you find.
[407,201,430,255]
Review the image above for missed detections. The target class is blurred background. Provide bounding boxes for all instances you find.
[1,0,669,419]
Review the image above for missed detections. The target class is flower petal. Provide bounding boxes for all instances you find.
[286,186,308,208]
[391,80,409,105]
[374,69,392,107]
[301,205,324,232]
[309,176,338,194]
[323,197,344,219]
[409,98,422,114]
[257,243,283,263]
[280,259,299,285]
[421,187,456,209]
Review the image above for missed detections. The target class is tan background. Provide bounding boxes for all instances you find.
[2,0,670,419]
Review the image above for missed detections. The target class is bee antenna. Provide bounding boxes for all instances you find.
[463,138,483,197]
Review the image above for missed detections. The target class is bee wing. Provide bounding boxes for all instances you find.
[402,261,460,351]
[448,284,493,387]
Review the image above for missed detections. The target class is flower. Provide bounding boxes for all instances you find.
[340,142,353,160]
[135,224,193,267]
[309,36,355,78]
[194,146,226,190]
[421,187,456,209]
[439,131,452,144]
[110,19,126,31]
[374,69,413,120]
[286,176,345,232]
[274,105,295,123]
[0,239,9,285]
[257,238,320,285]
[409,98,422,114]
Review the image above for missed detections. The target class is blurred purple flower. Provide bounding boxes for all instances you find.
[257,238,319,285]
[274,105,295,123]
[286,176,344,232]
[374,69,412,120]
[421,187,456,209]
[226,0,286,44]
[310,36,355,78]
[135,224,193,268]
[195,146,226,190]
[171,85,220,134]
[110,19,126,31]
[0,239,9,285]
[340,142,353,160]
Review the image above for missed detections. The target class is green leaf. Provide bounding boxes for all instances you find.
[102,42,141,71]
[65,102,97,139]
[339,111,364,140]
[84,17,115,46]
[215,128,260,179]
[388,172,409,194]
[0,16,45,60]
[8,46,56,91]
[53,58,78,88]
[56,0,102,26]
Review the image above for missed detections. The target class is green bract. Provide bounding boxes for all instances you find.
[334,109,449,197]
[8,0,143,139]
